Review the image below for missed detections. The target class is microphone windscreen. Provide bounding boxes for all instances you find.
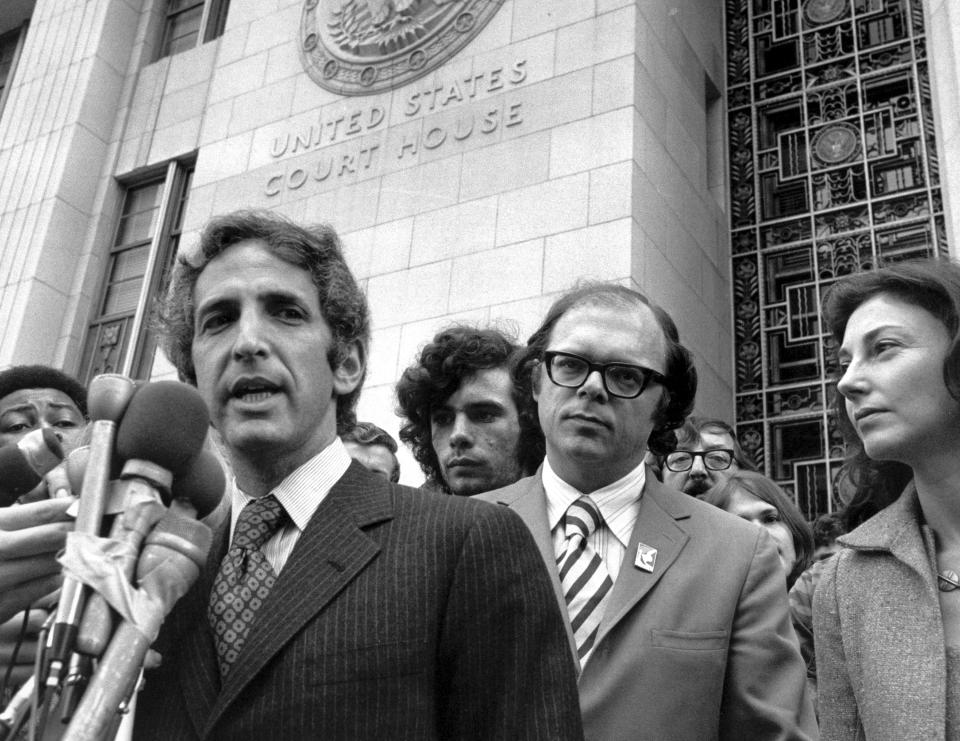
[173,450,225,518]
[116,382,209,477]
[86,374,137,423]
[0,446,42,506]
[66,446,90,495]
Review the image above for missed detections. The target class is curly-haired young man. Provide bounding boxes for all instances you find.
[396,325,542,496]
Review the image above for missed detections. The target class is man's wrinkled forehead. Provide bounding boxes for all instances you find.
[694,429,736,451]
[191,241,322,317]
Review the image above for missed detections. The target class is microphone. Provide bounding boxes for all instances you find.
[58,446,92,500]
[65,449,222,726]
[0,429,65,506]
[171,449,226,521]
[73,381,210,659]
[46,375,137,690]
[63,513,212,741]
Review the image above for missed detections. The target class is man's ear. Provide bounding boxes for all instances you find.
[332,341,365,395]
[531,360,543,402]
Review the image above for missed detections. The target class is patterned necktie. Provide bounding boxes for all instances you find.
[208,494,287,677]
[557,496,614,665]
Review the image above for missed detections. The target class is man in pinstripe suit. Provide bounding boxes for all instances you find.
[132,210,582,740]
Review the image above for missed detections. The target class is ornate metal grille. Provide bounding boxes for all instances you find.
[724,0,947,519]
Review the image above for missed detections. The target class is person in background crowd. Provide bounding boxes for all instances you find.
[395,325,542,496]
[0,365,87,699]
[788,510,848,715]
[811,511,845,562]
[660,416,755,497]
[135,210,583,739]
[0,365,86,451]
[341,421,400,483]
[478,282,815,740]
[704,470,814,588]
[815,258,960,740]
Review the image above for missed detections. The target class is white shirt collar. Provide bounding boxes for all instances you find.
[230,437,352,535]
[543,456,646,547]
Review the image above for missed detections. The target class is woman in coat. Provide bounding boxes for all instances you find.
[814,258,960,740]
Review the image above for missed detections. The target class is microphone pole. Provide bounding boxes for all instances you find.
[44,375,136,696]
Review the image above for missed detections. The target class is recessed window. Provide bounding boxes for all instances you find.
[158,0,231,59]
[0,23,27,120]
[80,162,194,383]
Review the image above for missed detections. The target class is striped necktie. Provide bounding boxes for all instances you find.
[208,494,287,677]
[557,496,614,665]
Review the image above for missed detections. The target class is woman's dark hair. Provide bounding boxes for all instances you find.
[704,470,814,588]
[0,365,88,417]
[395,325,542,490]
[515,283,697,457]
[822,258,960,527]
[156,210,369,432]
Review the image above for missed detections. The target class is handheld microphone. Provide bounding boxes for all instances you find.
[0,429,65,506]
[171,449,226,520]
[63,513,212,741]
[74,381,210,659]
[63,446,90,493]
[46,375,137,690]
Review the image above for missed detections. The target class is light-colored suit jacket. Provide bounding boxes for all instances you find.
[814,485,947,741]
[478,468,817,741]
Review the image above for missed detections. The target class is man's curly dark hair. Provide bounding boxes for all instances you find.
[396,326,543,490]
[515,282,697,457]
[155,210,369,432]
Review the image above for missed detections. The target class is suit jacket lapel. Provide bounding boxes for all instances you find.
[596,472,690,647]
[204,463,391,735]
[485,474,578,662]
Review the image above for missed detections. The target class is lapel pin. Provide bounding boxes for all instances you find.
[635,543,657,572]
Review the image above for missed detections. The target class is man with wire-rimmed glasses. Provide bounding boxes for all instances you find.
[661,417,757,498]
[477,282,815,741]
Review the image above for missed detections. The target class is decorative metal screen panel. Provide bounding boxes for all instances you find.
[724,0,948,515]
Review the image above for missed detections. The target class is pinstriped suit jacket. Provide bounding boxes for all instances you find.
[134,462,583,740]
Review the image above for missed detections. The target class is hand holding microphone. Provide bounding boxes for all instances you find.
[0,499,73,624]
[0,428,65,507]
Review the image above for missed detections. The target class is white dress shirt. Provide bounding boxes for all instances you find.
[543,457,646,582]
[228,437,352,574]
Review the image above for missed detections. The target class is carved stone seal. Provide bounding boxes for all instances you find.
[301,0,505,96]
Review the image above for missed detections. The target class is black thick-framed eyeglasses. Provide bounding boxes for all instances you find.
[542,350,666,399]
[663,449,735,472]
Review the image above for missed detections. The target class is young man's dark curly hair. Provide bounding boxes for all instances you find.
[395,325,543,491]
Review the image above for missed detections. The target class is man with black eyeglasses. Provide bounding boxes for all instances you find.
[477,283,815,741]
[661,416,756,497]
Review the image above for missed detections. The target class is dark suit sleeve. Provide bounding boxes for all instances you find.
[436,502,583,740]
[720,529,819,740]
